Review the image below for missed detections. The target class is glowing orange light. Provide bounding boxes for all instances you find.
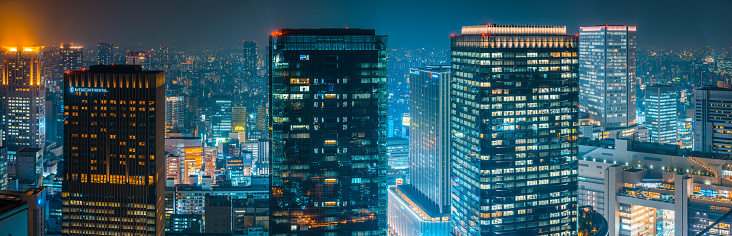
[8,48,17,52]
[451,34,455,37]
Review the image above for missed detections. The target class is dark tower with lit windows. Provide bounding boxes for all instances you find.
[62,65,165,236]
[269,28,388,235]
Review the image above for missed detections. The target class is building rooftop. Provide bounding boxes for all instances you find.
[461,24,567,35]
[16,148,42,153]
[279,28,376,36]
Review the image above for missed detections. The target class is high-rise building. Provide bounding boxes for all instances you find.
[579,25,637,140]
[451,24,579,236]
[255,106,267,131]
[59,43,84,73]
[256,138,269,176]
[212,96,233,140]
[693,87,732,153]
[126,51,151,69]
[645,85,677,144]
[1,46,46,152]
[232,106,247,138]
[62,65,165,235]
[96,42,114,65]
[165,96,185,131]
[15,148,43,187]
[270,28,388,235]
[388,65,451,235]
[0,187,46,236]
[243,41,257,80]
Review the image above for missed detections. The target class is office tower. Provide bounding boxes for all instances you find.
[579,25,637,139]
[96,42,114,65]
[270,28,388,234]
[59,43,84,73]
[126,51,151,69]
[243,41,257,80]
[15,148,42,188]
[388,66,451,235]
[679,108,694,149]
[62,65,165,235]
[451,24,579,236]
[256,106,267,131]
[153,45,171,70]
[1,46,46,152]
[205,196,233,234]
[645,85,678,144]
[212,96,233,140]
[166,154,182,184]
[256,138,269,176]
[693,87,732,153]
[232,106,247,138]
[165,96,185,131]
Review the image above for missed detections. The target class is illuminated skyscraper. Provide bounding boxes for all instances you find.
[255,106,267,131]
[579,25,637,139]
[96,41,114,65]
[126,51,151,70]
[165,96,185,131]
[62,65,165,235]
[270,28,388,235]
[232,106,247,139]
[451,24,579,236]
[693,87,732,153]
[243,41,257,80]
[59,43,84,73]
[211,96,233,140]
[1,46,46,152]
[388,65,451,235]
[645,85,677,144]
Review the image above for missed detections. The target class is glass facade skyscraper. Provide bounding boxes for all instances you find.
[450,24,579,236]
[62,65,165,235]
[1,46,46,152]
[408,65,452,211]
[693,87,732,153]
[645,85,677,144]
[387,65,452,235]
[579,25,637,139]
[269,28,388,235]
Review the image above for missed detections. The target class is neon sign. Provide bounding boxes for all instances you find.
[70,87,108,93]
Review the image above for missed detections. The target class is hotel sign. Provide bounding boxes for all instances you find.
[70,87,108,93]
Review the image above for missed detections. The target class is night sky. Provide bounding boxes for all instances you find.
[1,0,731,50]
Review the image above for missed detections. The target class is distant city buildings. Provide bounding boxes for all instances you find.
[126,51,151,69]
[165,96,185,131]
[242,41,257,80]
[693,87,732,153]
[451,24,579,236]
[269,28,388,235]
[645,84,678,144]
[96,41,114,65]
[62,65,165,235]
[59,43,84,73]
[579,25,638,140]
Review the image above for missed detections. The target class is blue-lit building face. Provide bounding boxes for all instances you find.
[579,25,637,138]
[645,85,677,144]
[269,28,388,235]
[450,25,579,236]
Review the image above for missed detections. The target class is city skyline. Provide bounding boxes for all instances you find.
[2,1,732,235]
